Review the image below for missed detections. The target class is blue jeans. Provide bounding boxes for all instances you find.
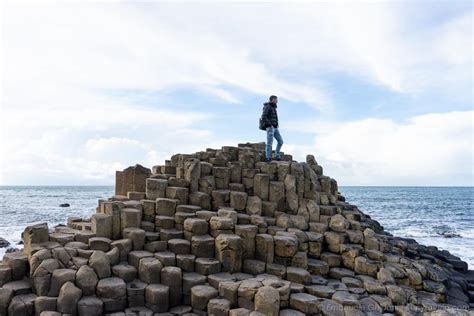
[266,126,284,159]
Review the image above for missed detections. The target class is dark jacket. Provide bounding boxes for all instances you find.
[262,102,278,128]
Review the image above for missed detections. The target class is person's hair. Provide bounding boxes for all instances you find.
[269,95,278,102]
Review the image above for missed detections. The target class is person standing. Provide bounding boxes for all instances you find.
[261,95,284,162]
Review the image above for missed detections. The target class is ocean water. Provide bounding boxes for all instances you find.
[340,186,474,268]
[0,186,114,258]
[0,186,472,268]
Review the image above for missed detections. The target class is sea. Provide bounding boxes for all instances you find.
[0,186,472,268]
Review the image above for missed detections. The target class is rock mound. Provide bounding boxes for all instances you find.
[0,142,472,315]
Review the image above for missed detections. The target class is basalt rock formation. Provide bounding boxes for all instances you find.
[0,142,472,316]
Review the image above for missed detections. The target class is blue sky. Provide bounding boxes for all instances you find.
[1,0,472,186]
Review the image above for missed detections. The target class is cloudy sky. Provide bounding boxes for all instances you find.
[1,0,472,186]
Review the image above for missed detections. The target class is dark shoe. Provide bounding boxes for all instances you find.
[274,157,281,161]
[265,158,272,163]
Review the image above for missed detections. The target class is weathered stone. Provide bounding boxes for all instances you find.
[255,285,280,316]
[155,215,175,229]
[289,293,320,314]
[144,240,167,253]
[34,296,57,316]
[219,280,241,307]
[329,214,350,232]
[48,268,76,297]
[279,309,305,316]
[77,295,103,316]
[146,178,168,200]
[195,258,221,276]
[230,191,248,211]
[161,266,182,307]
[206,297,230,315]
[120,208,142,231]
[166,186,189,205]
[284,174,298,213]
[89,250,111,279]
[308,258,329,275]
[145,284,169,312]
[184,158,201,193]
[76,265,98,296]
[254,174,270,200]
[246,195,262,215]
[123,227,146,250]
[210,216,234,235]
[176,254,195,272]
[128,191,146,200]
[7,293,37,316]
[141,199,156,222]
[386,284,407,305]
[269,181,285,211]
[117,164,151,196]
[23,223,49,255]
[331,291,360,307]
[211,189,231,210]
[215,234,242,273]
[229,307,253,316]
[128,250,153,268]
[199,175,216,195]
[361,276,386,294]
[422,279,446,294]
[57,281,82,314]
[112,263,137,283]
[191,285,218,311]
[354,256,379,277]
[290,162,305,198]
[189,191,211,210]
[377,267,395,285]
[106,246,120,266]
[255,234,274,263]
[184,218,209,235]
[96,277,126,300]
[139,257,162,284]
[0,288,14,315]
[234,225,258,259]
[191,234,215,258]
[89,237,111,252]
[3,252,29,281]
[126,279,146,307]
[238,278,262,307]
[274,235,298,258]
[168,238,191,255]
[305,285,335,298]
[49,232,75,246]
[110,238,132,262]
[329,267,355,280]
[242,259,266,275]
[287,267,312,285]
[156,198,178,216]
[91,213,113,239]
[155,250,176,266]
[103,201,123,240]
[183,272,207,294]
[320,252,341,268]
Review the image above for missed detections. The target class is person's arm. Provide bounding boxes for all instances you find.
[263,105,272,127]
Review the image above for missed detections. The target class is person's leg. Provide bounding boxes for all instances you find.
[273,128,284,159]
[265,127,274,160]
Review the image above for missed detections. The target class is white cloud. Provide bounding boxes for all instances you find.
[168,2,471,95]
[2,2,331,110]
[287,111,474,186]
[0,1,471,185]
